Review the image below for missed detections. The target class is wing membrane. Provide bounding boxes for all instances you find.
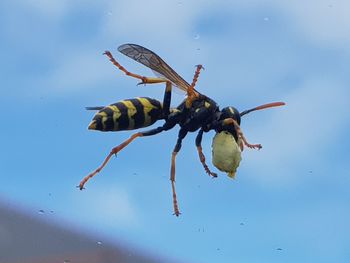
[118,44,190,92]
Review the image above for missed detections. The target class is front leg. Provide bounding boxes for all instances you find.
[222,118,262,151]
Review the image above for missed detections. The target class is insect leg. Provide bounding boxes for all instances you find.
[162,81,172,118]
[195,129,217,178]
[185,65,202,108]
[79,121,176,190]
[190,64,204,90]
[104,51,167,85]
[222,118,262,151]
[170,128,188,216]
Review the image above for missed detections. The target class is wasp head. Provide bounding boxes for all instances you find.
[215,106,241,141]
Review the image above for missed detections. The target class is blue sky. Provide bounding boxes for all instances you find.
[1,0,350,262]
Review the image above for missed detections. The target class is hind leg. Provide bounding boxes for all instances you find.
[104,51,173,118]
[170,128,188,216]
[104,51,167,85]
[79,121,176,190]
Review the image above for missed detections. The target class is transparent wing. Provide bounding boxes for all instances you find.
[151,69,186,95]
[118,43,191,92]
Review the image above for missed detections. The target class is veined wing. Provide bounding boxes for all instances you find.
[118,43,191,92]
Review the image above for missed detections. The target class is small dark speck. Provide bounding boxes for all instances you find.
[38,209,45,214]
[240,222,244,226]
[132,173,137,175]
[277,248,283,251]
[308,170,313,173]
[217,248,220,251]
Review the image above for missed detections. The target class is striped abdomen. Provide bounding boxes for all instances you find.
[88,97,163,131]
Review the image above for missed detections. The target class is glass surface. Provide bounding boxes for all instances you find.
[1,1,349,262]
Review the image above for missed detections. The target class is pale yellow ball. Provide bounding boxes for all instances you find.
[212,131,242,178]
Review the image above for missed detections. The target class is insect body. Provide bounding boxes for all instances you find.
[79,44,285,216]
[88,97,164,131]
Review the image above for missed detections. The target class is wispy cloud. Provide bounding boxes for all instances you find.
[18,0,70,21]
[38,49,113,96]
[275,0,350,49]
[243,76,349,186]
[5,0,350,98]
[72,185,139,228]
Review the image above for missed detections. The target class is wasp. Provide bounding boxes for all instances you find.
[79,44,285,216]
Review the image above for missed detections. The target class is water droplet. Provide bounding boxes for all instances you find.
[38,209,45,214]
[97,241,102,245]
[263,17,269,21]
[194,34,200,40]
[276,248,283,251]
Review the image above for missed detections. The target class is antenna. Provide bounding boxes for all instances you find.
[240,102,285,116]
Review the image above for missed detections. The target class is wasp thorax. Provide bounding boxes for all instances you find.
[212,131,242,178]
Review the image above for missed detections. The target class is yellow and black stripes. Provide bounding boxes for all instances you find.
[88,97,163,131]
